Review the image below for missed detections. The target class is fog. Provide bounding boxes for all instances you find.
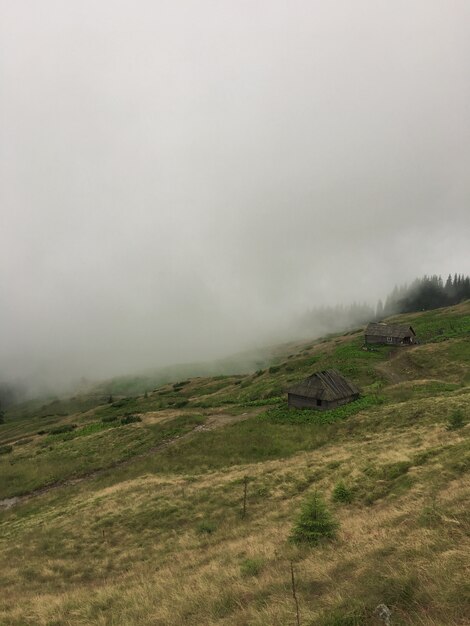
[1,1,469,391]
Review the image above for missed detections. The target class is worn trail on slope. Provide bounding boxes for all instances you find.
[0,411,257,510]
[374,346,414,384]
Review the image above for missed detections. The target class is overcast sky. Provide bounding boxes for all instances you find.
[1,1,469,387]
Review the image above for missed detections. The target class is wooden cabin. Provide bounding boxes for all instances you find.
[365,322,417,346]
[286,369,359,411]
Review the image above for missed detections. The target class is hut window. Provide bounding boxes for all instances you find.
[316,399,322,406]
[387,336,393,343]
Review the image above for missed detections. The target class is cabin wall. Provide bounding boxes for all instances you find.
[325,394,359,410]
[288,393,358,410]
[365,334,384,344]
[288,393,327,410]
[365,334,410,346]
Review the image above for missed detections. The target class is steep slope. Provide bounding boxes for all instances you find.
[0,302,469,625]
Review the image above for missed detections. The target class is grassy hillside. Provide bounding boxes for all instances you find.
[0,302,469,625]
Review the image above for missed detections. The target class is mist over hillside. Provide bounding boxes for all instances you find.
[2,272,469,407]
[1,1,470,396]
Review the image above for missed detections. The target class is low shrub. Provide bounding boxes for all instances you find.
[173,400,189,408]
[240,558,264,577]
[101,415,119,423]
[111,398,132,408]
[196,520,216,534]
[120,414,142,425]
[173,381,190,390]
[332,481,353,503]
[0,444,13,455]
[315,605,369,626]
[447,409,465,430]
[48,424,77,435]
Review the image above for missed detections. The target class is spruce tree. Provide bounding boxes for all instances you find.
[445,274,453,294]
[290,492,338,545]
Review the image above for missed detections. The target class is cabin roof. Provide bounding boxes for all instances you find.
[365,322,416,338]
[286,369,359,401]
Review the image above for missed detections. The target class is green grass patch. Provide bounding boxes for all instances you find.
[356,461,414,504]
[116,411,370,477]
[240,557,264,577]
[0,414,204,499]
[385,380,461,403]
[403,309,470,343]
[196,520,217,534]
[242,396,282,407]
[263,395,384,424]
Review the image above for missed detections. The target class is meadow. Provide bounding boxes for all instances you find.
[0,302,469,625]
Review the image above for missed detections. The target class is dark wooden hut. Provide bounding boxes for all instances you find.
[286,369,359,411]
[365,322,417,346]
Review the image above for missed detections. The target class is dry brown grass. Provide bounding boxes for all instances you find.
[1,405,468,626]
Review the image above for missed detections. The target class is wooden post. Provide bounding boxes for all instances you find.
[242,475,248,518]
[291,560,300,626]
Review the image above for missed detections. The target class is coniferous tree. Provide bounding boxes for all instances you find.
[299,272,469,338]
[392,273,469,313]
[445,274,453,294]
[290,491,338,545]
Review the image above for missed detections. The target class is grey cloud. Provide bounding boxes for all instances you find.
[1,0,469,388]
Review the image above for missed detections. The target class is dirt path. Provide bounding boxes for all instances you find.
[374,347,414,385]
[375,359,404,385]
[0,409,261,511]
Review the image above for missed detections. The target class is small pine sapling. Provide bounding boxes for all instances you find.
[332,481,353,503]
[290,491,338,545]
